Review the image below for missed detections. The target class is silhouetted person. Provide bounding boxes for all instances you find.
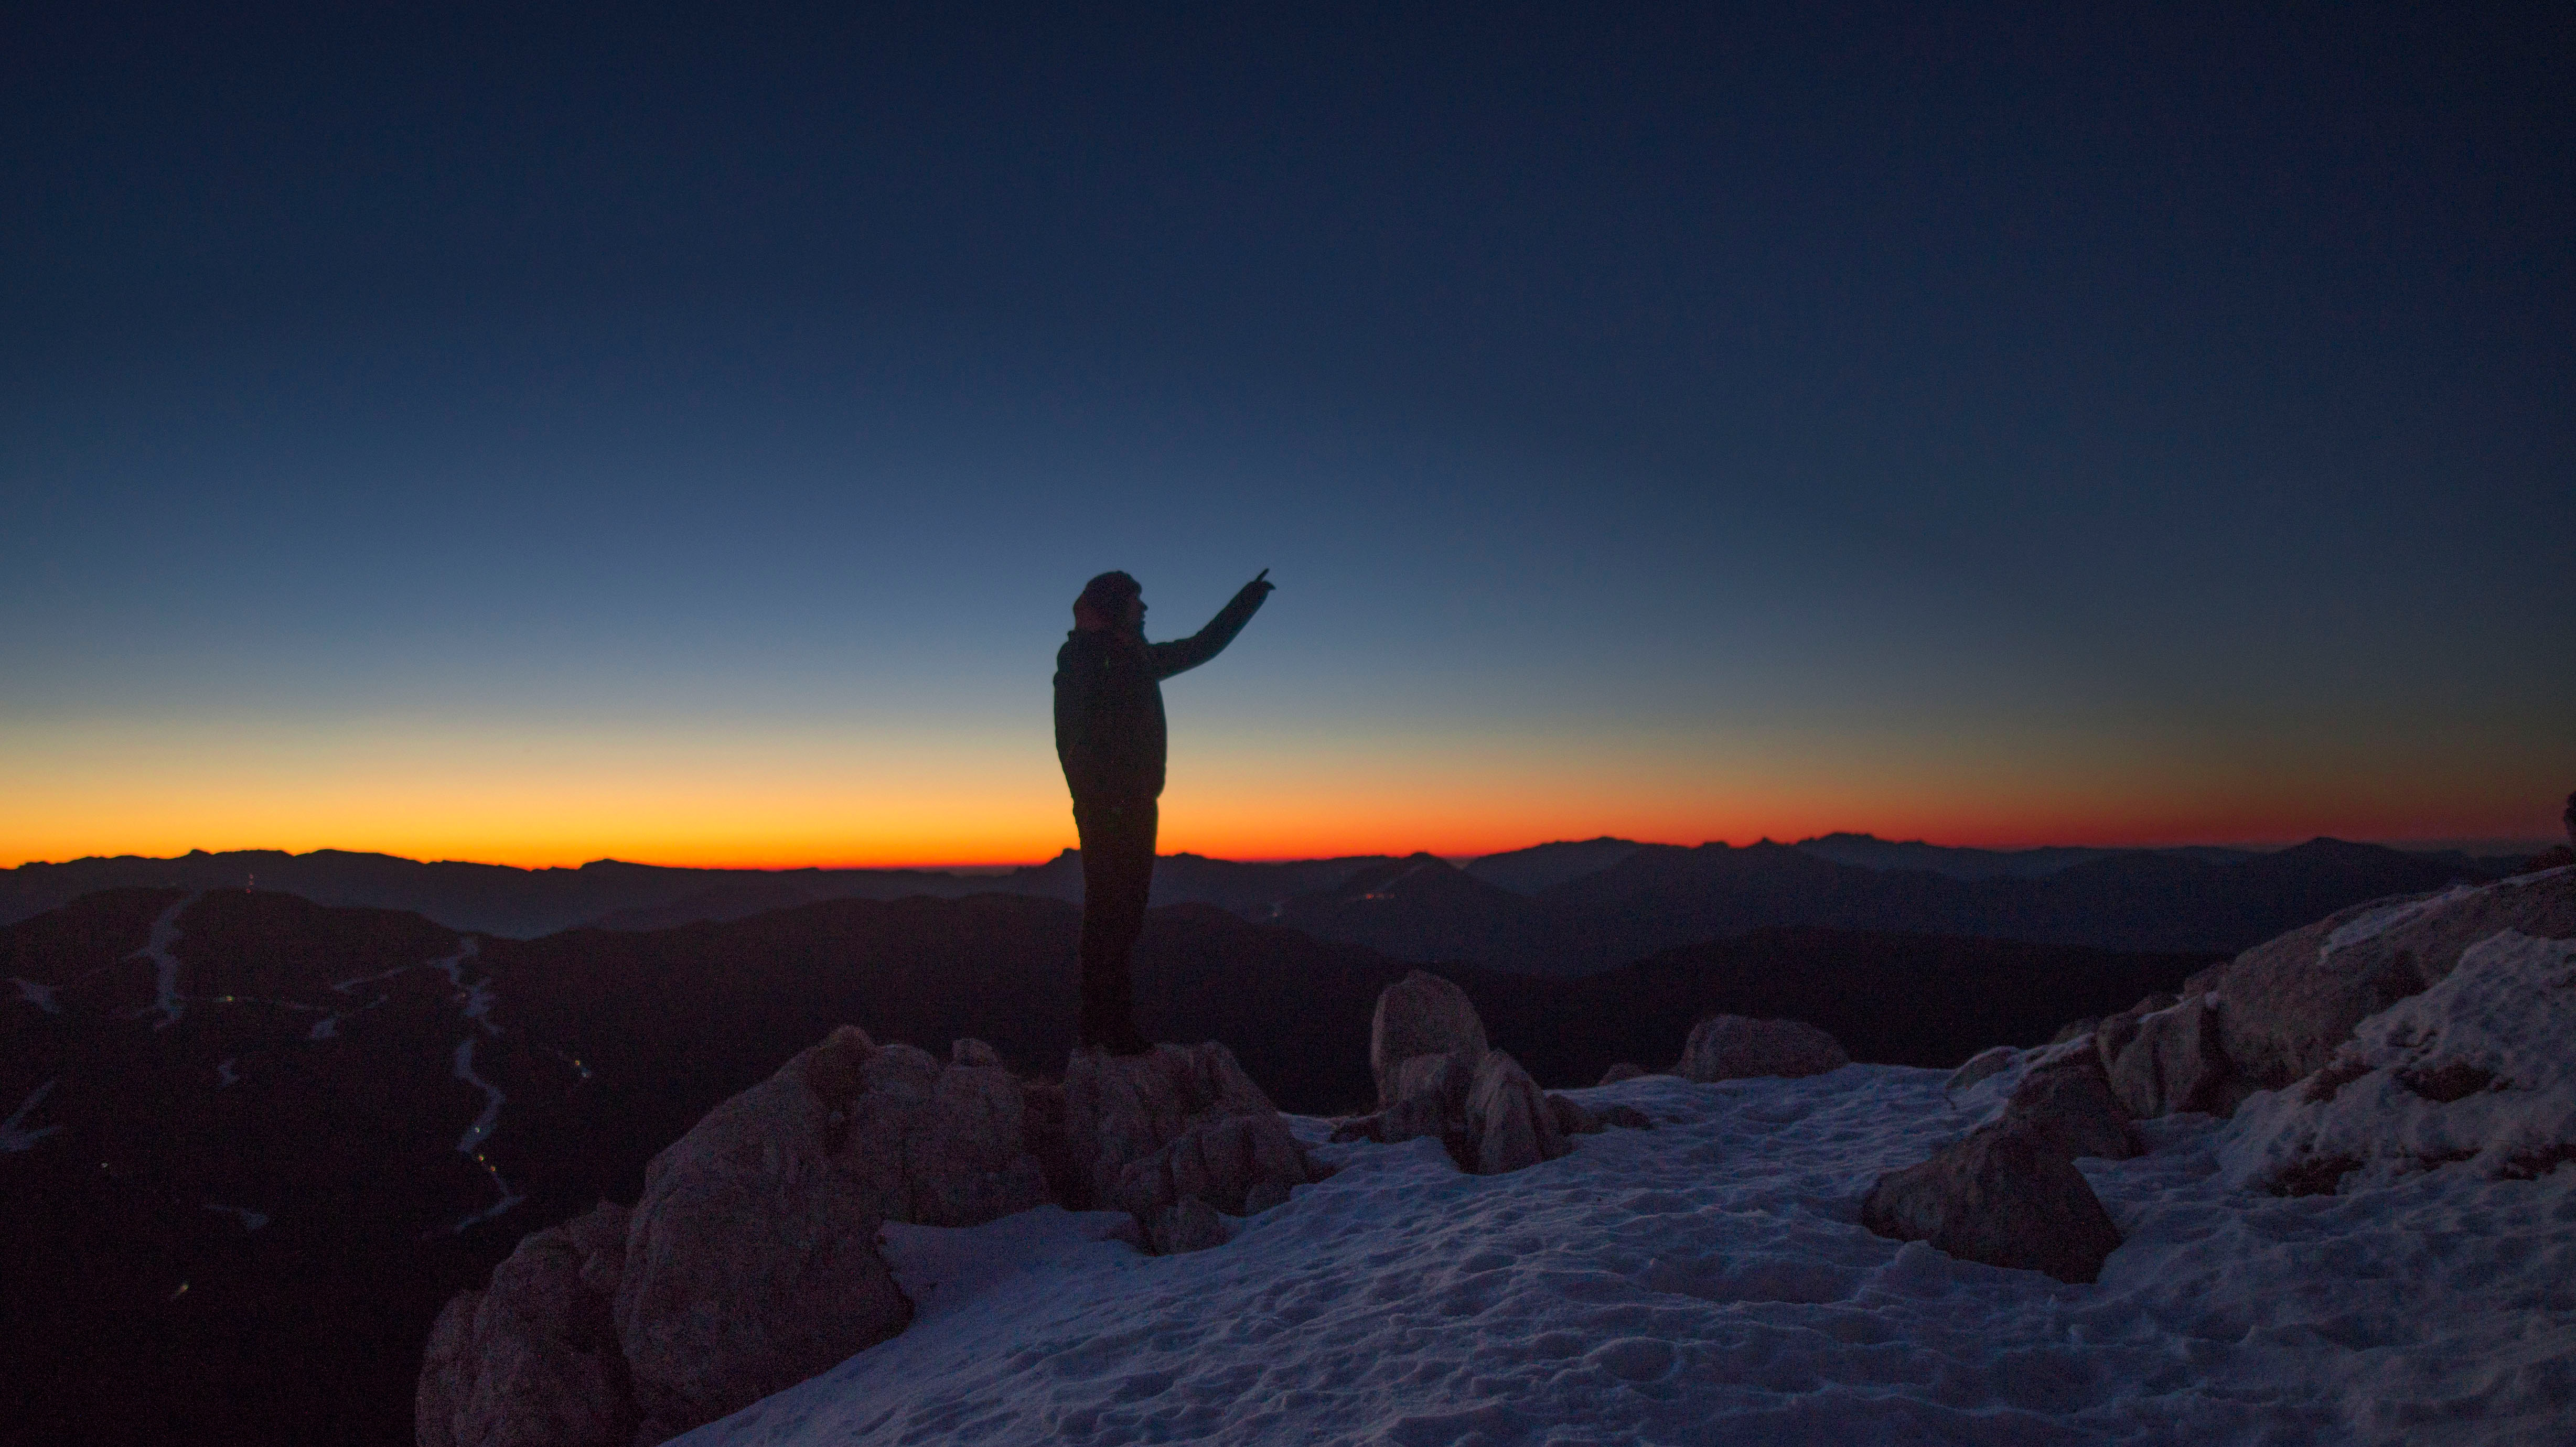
[1054,568,1272,1053]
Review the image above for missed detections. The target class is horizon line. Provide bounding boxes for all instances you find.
[6,832,2562,876]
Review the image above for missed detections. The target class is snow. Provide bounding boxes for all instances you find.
[206,1203,271,1232]
[2221,931,2576,1194]
[451,1038,506,1153]
[131,891,199,1029]
[677,1060,2576,1447]
[216,1057,241,1087]
[2,1079,63,1152]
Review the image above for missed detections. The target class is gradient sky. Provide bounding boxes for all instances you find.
[6,3,2571,868]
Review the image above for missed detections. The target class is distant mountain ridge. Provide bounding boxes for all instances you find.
[4,834,2536,948]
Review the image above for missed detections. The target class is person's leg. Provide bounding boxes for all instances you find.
[1074,796,1156,1053]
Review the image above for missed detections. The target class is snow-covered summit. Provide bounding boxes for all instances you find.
[422,868,2576,1447]
[678,1064,2574,1445]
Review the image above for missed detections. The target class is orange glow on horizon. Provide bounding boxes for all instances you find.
[5,714,2560,872]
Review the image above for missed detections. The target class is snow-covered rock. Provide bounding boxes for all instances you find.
[2202,868,2576,1093]
[1674,1013,1850,1082]
[2221,930,2576,1196]
[1366,969,1488,1107]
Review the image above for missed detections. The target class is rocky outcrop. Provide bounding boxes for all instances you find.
[2005,1046,2139,1162]
[1597,1061,1648,1085]
[1860,1121,2124,1284]
[1369,970,1490,1107]
[2077,870,2576,1134]
[1063,1041,1317,1250]
[1465,1050,1568,1174]
[2201,871,2576,1094]
[2220,930,2576,1196]
[425,1028,1058,1445]
[2100,997,2240,1118]
[1675,1014,1849,1082]
[417,1202,635,1447]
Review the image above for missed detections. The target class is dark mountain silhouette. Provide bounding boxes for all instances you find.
[1788,832,2260,879]
[0,848,1404,939]
[1462,837,1645,893]
[1291,836,2494,973]
[4,883,2220,1446]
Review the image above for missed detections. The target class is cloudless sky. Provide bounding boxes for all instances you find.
[5,2,2570,867]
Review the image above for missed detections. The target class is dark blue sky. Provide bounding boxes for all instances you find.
[6,3,2570,864]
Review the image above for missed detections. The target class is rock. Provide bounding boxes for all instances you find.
[1465,1049,1567,1174]
[834,1042,1053,1229]
[1946,1045,2020,1093]
[1146,1196,1233,1255]
[2101,997,2239,1118]
[1675,1015,1849,1082]
[1544,1092,1606,1136]
[2048,1017,2100,1046]
[614,1025,1054,1439]
[1597,1061,1648,1085]
[1065,1041,1316,1247]
[1860,1122,2124,1284]
[951,1038,1001,1067]
[1369,970,1489,1108]
[2219,931,2576,1195]
[1596,1103,1655,1130]
[1017,1077,1079,1207]
[2205,871,2576,1093]
[2004,1050,2138,1161]
[417,1202,636,1447]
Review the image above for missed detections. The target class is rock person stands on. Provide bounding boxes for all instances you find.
[1053,568,1273,1054]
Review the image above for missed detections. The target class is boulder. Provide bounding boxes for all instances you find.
[2203,872,2576,1093]
[1675,1015,1849,1082]
[1065,1041,1316,1247]
[417,1203,635,1447]
[613,1025,1053,1440]
[2004,1050,2138,1162]
[2100,997,2239,1118]
[1946,1045,2020,1094]
[1860,1122,2124,1284]
[1544,1092,1606,1136]
[1597,1061,1648,1085]
[1465,1050,1567,1174]
[1369,971,1489,1108]
[1595,1103,1656,1130]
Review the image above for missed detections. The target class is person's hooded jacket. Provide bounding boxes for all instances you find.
[1053,581,1267,802]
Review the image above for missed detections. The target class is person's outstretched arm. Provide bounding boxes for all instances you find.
[1148,572,1273,680]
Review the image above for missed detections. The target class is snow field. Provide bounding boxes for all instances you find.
[677,1061,2575,1447]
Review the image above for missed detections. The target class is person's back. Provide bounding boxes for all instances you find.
[1052,568,1271,1053]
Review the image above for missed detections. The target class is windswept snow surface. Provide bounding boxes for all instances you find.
[680,1067,2576,1447]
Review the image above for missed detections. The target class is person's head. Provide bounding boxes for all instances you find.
[1073,571,1144,634]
